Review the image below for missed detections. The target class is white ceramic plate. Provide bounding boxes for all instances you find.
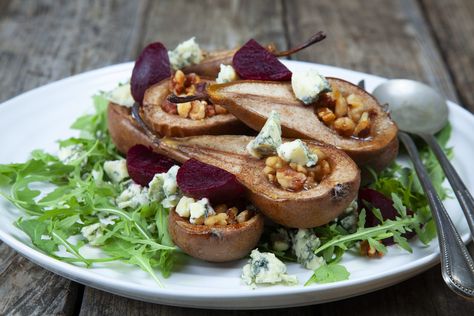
[0,61,471,309]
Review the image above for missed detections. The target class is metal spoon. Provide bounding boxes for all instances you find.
[372,79,474,298]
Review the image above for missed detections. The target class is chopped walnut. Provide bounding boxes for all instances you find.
[189,100,206,120]
[315,87,372,138]
[276,167,307,191]
[162,71,228,119]
[263,153,331,192]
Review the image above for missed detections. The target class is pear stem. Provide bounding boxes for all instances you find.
[274,31,326,57]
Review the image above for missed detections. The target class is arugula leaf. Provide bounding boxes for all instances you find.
[16,218,58,253]
[305,263,350,285]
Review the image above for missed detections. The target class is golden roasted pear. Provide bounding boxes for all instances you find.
[108,104,361,228]
[168,210,264,262]
[140,77,248,137]
[207,78,399,172]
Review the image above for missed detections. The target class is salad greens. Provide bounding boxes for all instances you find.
[0,93,452,287]
[0,95,176,286]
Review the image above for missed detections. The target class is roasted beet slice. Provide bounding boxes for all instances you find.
[131,42,171,103]
[359,188,415,245]
[232,39,292,81]
[177,158,245,204]
[126,144,177,186]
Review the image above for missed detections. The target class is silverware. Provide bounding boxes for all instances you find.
[372,79,474,298]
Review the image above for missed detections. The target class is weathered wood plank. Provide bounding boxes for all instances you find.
[0,0,148,103]
[284,0,458,102]
[419,0,474,112]
[140,0,287,54]
[0,0,147,314]
[0,244,80,316]
[81,286,319,316]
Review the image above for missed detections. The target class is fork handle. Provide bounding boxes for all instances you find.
[420,133,474,243]
[399,132,474,298]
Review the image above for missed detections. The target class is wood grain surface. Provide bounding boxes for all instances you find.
[0,0,474,315]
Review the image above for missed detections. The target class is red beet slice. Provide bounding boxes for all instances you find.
[177,158,245,204]
[126,145,178,186]
[232,39,292,81]
[131,42,171,103]
[359,188,415,245]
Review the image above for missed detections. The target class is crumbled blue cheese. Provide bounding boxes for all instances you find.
[270,228,291,252]
[81,215,119,246]
[116,181,149,209]
[189,198,215,224]
[337,200,359,233]
[58,145,85,165]
[148,165,180,208]
[291,69,331,104]
[104,83,134,107]
[291,229,325,271]
[277,139,318,167]
[241,249,298,288]
[168,37,203,70]
[246,111,282,158]
[175,196,195,217]
[216,64,238,84]
[103,159,129,183]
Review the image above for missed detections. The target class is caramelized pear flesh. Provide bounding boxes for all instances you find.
[107,103,360,228]
[168,210,264,262]
[157,136,360,228]
[207,78,399,173]
[142,78,248,137]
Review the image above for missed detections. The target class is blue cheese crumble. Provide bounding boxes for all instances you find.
[116,181,149,209]
[103,159,129,183]
[104,83,134,107]
[174,196,217,224]
[291,229,325,271]
[168,37,203,70]
[216,64,238,84]
[291,69,331,104]
[58,145,85,165]
[81,215,119,246]
[246,110,282,158]
[148,165,180,208]
[277,139,318,167]
[189,198,215,224]
[337,200,359,233]
[175,196,195,217]
[241,249,298,288]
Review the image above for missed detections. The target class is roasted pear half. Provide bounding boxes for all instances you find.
[140,77,248,137]
[168,210,264,262]
[108,104,361,228]
[208,78,399,172]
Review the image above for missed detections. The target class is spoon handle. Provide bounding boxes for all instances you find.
[399,132,474,298]
[420,133,474,243]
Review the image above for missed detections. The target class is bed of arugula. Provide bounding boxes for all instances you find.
[0,94,452,287]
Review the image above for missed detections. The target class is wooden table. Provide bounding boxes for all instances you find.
[1,0,474,314]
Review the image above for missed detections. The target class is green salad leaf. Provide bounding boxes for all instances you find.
[305,263,350,285]
[0,94,177,285]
